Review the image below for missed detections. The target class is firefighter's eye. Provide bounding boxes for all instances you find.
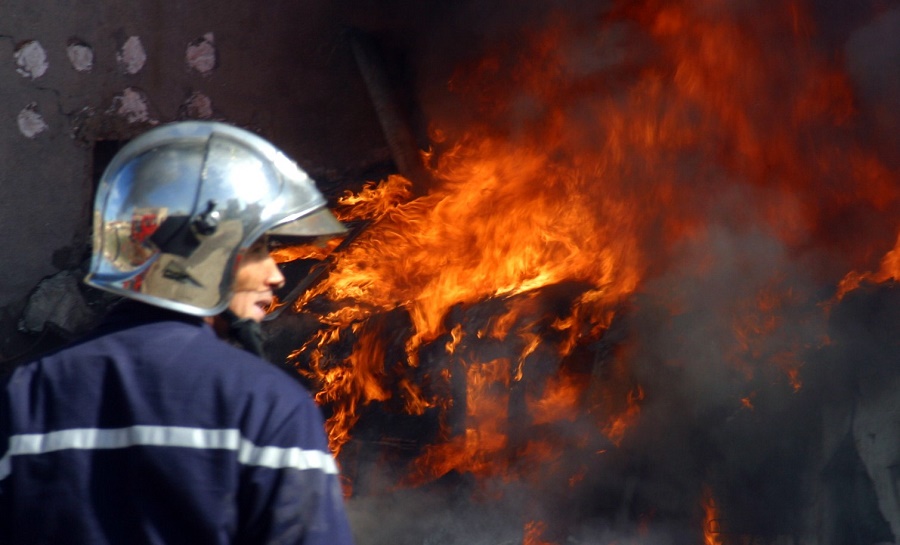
[266,238,286,252]
[246,237,269,257]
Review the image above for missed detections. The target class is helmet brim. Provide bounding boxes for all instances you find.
[268,207,348,238]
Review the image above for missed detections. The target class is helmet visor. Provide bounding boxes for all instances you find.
[267,207,347,238]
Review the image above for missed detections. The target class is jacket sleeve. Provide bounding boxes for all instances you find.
[236,385,355,545]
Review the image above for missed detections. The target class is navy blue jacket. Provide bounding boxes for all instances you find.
[0,304,354,545]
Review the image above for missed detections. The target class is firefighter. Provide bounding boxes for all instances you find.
[0,121,355,545]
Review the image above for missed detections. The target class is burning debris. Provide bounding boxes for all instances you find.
[265,0,900,543]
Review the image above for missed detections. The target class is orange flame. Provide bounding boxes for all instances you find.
[603,385,644,447]
[405,357,511,484]
[703,487,723,545]
[270,238,342,264]
[527,373,581,426]
[835,231,900,300]
[299,321,393,453]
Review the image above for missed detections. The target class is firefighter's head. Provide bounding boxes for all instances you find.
[85,121,346,318]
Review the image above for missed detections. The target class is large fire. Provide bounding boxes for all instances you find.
[277,0,899,542]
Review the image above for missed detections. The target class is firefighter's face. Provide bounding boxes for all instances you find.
[229,239,285,322]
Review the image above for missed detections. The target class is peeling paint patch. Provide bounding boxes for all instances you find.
[17,103,48,138]
[110,87,157,124]
[14,40,49,79]
[181,91,214,119]
[186,33,216,75]
[67,39,94,72]
[117,36,146,75]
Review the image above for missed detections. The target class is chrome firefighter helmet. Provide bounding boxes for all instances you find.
[85,121,346,316]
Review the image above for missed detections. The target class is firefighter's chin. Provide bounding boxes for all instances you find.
[228,290,273,323]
